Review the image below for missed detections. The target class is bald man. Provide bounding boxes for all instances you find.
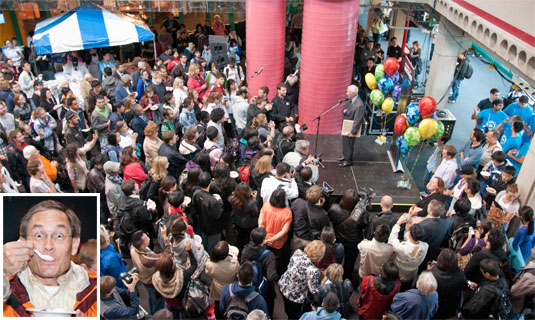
[338,85,365,167]
[365,195,400,239]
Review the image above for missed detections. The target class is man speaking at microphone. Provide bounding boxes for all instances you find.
[338,85,365,167]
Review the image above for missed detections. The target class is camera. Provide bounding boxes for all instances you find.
[120,267,139,284]
[321,181,334,198]
[301,123,308,131]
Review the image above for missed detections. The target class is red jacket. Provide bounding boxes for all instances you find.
[357,275,401,320]
[168,205,194,236]
[187,74,205,97]
[123,161,147,188]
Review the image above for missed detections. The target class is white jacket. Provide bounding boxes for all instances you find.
[388,224,428,282]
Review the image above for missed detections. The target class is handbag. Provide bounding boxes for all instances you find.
[183,279,210,316]
[457,238,478,270]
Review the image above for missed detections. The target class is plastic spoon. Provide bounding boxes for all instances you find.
[34,249,54,261]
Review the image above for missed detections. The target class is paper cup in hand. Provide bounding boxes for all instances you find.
[166,87,173,91]
[183,196,191,206]
[146,199,156,210]
[486,187,496,194]
[213,194,221,200]
[481,171,491,178]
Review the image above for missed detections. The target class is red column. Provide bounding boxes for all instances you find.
[298,0,360,134]
[246,0,286,101]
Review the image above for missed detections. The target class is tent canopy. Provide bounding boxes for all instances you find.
[33,3,153,55]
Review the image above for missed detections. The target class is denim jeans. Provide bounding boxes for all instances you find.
[145,285,165,314]
[201,232,221,255]
[451,78,462,100]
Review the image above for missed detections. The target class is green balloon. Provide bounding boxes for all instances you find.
[370,89,385,107]
[430,120,445,141]
[404,127,422,147]
[375,64,385,81]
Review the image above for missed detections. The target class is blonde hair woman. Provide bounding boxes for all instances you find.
[143,121,163,169]
[149,156,169,182]
[317,263,353,318]
[172,77,188,107]
[279,240,325,319]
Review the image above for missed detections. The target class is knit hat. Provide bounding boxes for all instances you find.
[65,111,77,121]
[23,145,37,160]
[103,161,120,175]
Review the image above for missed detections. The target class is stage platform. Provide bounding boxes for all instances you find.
[303,134,422,206]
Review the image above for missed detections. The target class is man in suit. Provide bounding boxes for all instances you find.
[417,200,451,268]
[170,53,189,81]
[115,75,137,104]
[338,85,365,167]
[130,104,148,147]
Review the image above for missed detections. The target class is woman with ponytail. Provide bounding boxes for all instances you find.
[512,206,535,262]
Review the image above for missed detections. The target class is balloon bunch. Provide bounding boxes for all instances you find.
[365,57,402,115]
[393,96,445,158]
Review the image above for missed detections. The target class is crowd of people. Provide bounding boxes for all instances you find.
[1,10,534,320]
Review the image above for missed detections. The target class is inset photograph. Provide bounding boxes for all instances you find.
[3,195,98,317]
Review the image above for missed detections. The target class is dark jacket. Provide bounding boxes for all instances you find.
[241,244,279,283]
[101,288,139,320]
[65,125,85,147]
[416,193,448,217]
[131,115,148,145]
[342,97,365,135]
[418,217,452,264]
[316,280,353,318]
[464,248,511,284]
[116,195,153,237]
[270,94,296,123]
[431,267,467,319]
[150,82,166,103]
[219,282,268,315]
[365,210,401,240]
[246,104,268,127]
[158,143,187,178]
[191,189,224,235]
[297,180,313,200]
[461,277,508,319]
[6,144,28,182]
[231,199,259,229]
[292,198,331,241]
[328,203,364,246]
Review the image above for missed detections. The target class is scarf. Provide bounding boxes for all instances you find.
[152,268,184,299]
[107,174,123,185]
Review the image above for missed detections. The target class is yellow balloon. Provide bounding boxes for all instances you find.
[365,73,377,90]
[419,118,439,140]
[381,97,394,114]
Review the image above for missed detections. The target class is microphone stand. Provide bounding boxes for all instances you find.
[247,68,263,83]
[312,99,347,157]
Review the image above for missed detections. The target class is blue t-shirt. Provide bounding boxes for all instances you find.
[510,142,530,172]
[502,134,522,155]
[504,102,533,122]
[478,109,508,131]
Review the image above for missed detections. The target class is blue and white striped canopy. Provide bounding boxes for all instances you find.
[33,3,154,55]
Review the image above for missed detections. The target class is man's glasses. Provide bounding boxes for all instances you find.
[29,231,72,243]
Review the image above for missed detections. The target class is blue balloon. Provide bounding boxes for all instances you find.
[390,72,400,84]
[378,77,394,93]
[396,136,410,156]
[406,102,420,126]
[391,84,402,101]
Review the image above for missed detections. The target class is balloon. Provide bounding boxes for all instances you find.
[404,127,422,147]
[419,118,439,140]
[378,77,394,93]
[384,57,399,76]
[365,73,377,90]
[406,103,420,126]
[419,96,437,119]
[396,136,410,156]
[375,64,385,81]
[394,114,408,136]
[381,97,395,115]
[370,89,384,107]
[391,84,402,101]
[430,120,445,141]
[389,72,400,84]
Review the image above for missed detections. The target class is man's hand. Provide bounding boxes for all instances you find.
[268,121,275,129]
[305,155,315,165]
[123,273,139,292]
[3,240,34,276]
[51,160,59,167]
[507,149,517,157]
[285,117,291,122]
[397,213,410,226]
[289,168,296,178]
[159,223,167,236]
[75,310,85,317]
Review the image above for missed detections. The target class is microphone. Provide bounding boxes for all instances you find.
[338,98,350,103]
[256,66,264,75]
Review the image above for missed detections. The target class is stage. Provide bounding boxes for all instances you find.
[303,134,422,206]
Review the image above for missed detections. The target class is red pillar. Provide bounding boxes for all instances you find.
[246,0,286,101]
[298,0,360,134]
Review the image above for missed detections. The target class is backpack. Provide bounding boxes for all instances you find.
[239,165,251,184]
[488,285,511,319]
[224,289,258,320]
[448,222,472,251]
[158,120,174,140]
[464,62,473,79]
[196,123,207,147]
[139,175,153,201]
[252,249,270,297]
